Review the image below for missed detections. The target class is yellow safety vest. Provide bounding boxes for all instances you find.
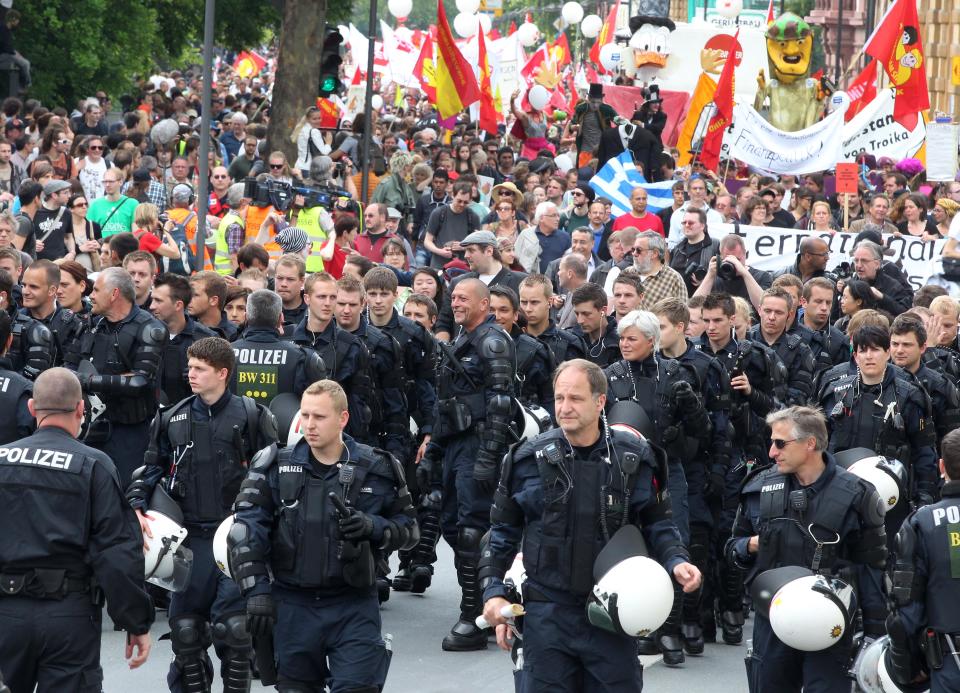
[297,206,327,273]
[215,211,245,275]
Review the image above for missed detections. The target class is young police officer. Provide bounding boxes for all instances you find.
[127,337,277,692]
[0,368,154,691]
[228,380,418,692]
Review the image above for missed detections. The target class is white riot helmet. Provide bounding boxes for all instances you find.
[847,456,906,511]
[269,393,303,447]
[213,515,235,578]
[768,574,854,651]
[143,486,193,592]
[586,525,674,637]
[519,402,552,440]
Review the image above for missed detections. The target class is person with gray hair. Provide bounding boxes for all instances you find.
[66,266,169,484]
[527,200,570,273]
[631,230,688,310]
[727,404,888,693]
[850,239,912,316]
[603,308,710,665]
[228,289,325,405]
[371,151,417,225]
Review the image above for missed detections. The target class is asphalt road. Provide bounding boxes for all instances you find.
[100,541,751,692]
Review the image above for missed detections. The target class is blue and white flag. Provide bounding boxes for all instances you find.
[589,151,676,217]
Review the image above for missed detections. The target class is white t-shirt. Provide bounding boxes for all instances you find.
[78,157,108,200]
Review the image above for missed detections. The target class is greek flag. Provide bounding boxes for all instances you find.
[589,151,676,218]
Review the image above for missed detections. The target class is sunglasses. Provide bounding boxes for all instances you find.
[497,206,513,212]
[269,164,284,170]
[771,438,797,450]
[212,174,228,179]
[72,202,88,208]
[88,145,103,151]
[631,248,648,255]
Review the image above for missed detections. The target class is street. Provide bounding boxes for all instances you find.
[100,542,751,692]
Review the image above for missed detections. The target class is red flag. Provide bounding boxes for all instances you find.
[700,30,738,172]
[478,29,499,136]
[811,68,824,82]
[844,59,878,122]
[508,21,517,36]
[567,73,579,114]
[551,33,571,68]
[589,0,620,74]
[413,37,437,103]
[765,0,775,24]
[864,0,929,128]
[521,44,549,82]
[584,64,600,85]
[434,0,481,118]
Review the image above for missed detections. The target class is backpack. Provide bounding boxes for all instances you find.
[167,211,197,275]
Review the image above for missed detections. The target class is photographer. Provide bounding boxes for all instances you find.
[669,208,719,296]
[693,233,772,313]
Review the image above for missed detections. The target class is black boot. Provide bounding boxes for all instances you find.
[393,551,413,592]
[681,584,705,655]
[657,585,685,666]
[442,529,487,651]
[636,635,659,656]
[720,609,744,645]
[409,564,433,594]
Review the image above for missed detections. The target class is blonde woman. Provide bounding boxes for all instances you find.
[132,202,180,260]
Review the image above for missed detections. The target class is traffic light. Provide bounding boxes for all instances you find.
[319,28,344,97]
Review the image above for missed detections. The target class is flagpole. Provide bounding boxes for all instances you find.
[196,0,215,267]
[360,0,379,206]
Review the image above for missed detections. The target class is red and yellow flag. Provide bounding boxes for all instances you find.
[551,33,571,68]
[478,29,499,136]
[700,29,738,172]
[589,0,620,74]
[434,0,480,118]
[413,36,437,103]
[233,51,267,78]
[864,0,929,128]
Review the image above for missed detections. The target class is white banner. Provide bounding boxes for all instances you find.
[841,89,926,162]
[711,223,946,290]
[721,105,847,176]
[925,121,959,182]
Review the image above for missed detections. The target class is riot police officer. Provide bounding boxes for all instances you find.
[727,406,888,693]
[885,428,960,691]
[604,309,709,664]
[66,267,168,484]
[228,380,418,692]
[362,267,439,595]
[570,283,621,369]
[150,273,218,405]
[0,368,154,691]
[818,325,938,524]
[746,287,815,406]
[480,358,701,692]
[795,277,850,376]
[518,273,587,368]
[230,288,326,406]
[0,267,55,380]
[698,292,787,644]
[0,311,34,444]
[428,277,516,651]
[126,337,277,693]
[20,260,84,367]
[292,272,373,443]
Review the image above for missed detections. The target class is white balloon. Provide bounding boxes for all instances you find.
[478,13,492,34]
[456,0,481,13]
[562,2,584,24]
[387,0,412,19]
[715,0,743,18]
[371,94,384,110]
[454,12,478,38]
[528,85,550,111]
[517,22,539,47]
[829,90,851,113]
[599,42,624,72]
[580,14,603,39]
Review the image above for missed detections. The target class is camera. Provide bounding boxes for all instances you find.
[833,261,854,282]
[718,260,739,282]
[683,262,707,284]
[243,177,351,212]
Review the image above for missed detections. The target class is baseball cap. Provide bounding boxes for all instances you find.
[171,184,194,203]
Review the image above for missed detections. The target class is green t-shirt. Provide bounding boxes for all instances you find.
[88,195,136,237]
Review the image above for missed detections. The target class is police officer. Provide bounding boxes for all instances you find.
[126,337,277,693]
[570,283,621,369]
[653,297,734,656]
[489,285,553,416]
[66,267,168,485]
[292,272,374,443]
[428,277,516,651]
[228,380,418,692]
[0,368,154,691]
[480,358,701,691]
[818,325,938,524]
[727,406,888,693]
[604,309,709,664]
[885,428,960,691]
[794,277,850,376]
[747,287,815,406]
[0,267,55,380]
[698,292,787,644]
[150,273,218,405]
[890,314,960,450]
[230,288,326,406]
[518,273,587,369]
[20,260,84,367]
[0,311,34,444]
[362,267,439,595]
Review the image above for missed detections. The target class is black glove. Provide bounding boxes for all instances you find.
[704,465,726,500]
[417,445,440,491]
[246,594,275,639]
[672,380,699,410]
[474,455,498,495]
[338,508,375,541]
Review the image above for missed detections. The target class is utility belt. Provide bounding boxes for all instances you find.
[522,581,587,607]
[0,569,95,601]
[920,630,960,671]
[434,394,485,439]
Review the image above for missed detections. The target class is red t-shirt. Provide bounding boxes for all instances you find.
[326,243,347,279]
[135,229,162,254]
[612,211,664,237]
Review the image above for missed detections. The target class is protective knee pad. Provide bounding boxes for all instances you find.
[170,614,212,656]
[211,613,252,652]
[456,526,484,556]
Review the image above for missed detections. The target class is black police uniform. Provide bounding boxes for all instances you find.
[429,315,516,649]
[907,363,960,449]
[0,357,33,444]
[925,345,960,388]
[292,317,374,443]
[480,427,690,692]
[281,299,308,337]
[67,304,168,484]
[127,389,278,693]
[533,320,587,370]
[887,480,960,691]
[6,305,55,380]
[746,324,816,405]
[509,324,554,418]
[0,427,154,692]
[434,267,527,336]
[789,320,849,381]
[572,314,621,369]
[228,436,418,692]
[230,325,326,406]
[727,454,888,693]
[214,313,239,342]
[160,315,217,405]
[23,303,85,367]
